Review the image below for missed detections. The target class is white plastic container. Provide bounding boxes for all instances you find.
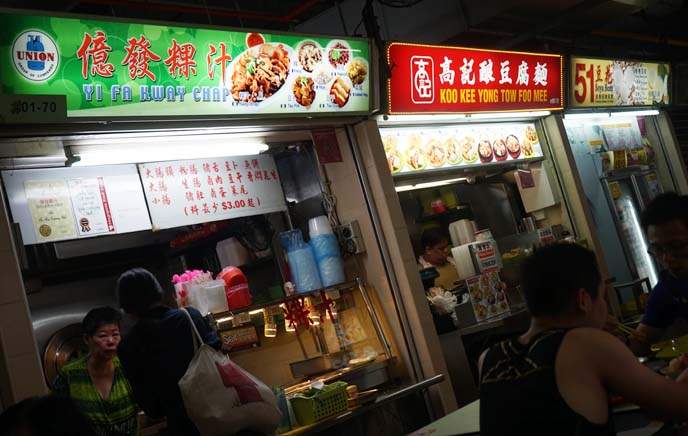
[202,280,229,314]
[308,215,334,237]
[449,219,475,247]
[216,237,252,267]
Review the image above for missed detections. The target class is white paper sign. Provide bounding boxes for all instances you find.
[472,240,500,273]
[67,178,113,236]
[139,155,287,230]
[2,165,151,245]
[537,227,556,244]
[25,179,77,243]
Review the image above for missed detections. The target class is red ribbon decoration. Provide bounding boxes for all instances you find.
[283,298,313,330]
[316,290,337,323]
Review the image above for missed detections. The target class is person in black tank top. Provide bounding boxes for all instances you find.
[479,243,688,436]
[481,330,615,436]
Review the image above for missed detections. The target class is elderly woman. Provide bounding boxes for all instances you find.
[53,307,139,436]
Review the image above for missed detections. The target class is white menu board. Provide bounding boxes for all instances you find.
[139,155,287,230]
[2,165,151,245]
[600,119,644,151]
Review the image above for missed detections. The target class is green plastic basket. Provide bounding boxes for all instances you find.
[289,382,349,426]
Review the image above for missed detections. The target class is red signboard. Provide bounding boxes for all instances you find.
[387,42,563,114]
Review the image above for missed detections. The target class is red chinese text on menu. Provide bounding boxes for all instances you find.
[141,157,279,220]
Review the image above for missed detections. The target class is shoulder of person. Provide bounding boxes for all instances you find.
[655,270,685,290]
[60,354,89,373]
[180,306,202,317]
[562,327,627,356]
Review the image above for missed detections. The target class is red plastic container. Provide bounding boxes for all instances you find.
[226,284,252,309]
[217,267,252,309]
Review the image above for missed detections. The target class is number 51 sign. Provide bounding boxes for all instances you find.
[570,57,670,108]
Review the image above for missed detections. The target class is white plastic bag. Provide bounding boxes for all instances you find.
[427,289,458,314]
[178,310,282,436]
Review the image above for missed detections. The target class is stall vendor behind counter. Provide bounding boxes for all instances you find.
[418,228,460,290]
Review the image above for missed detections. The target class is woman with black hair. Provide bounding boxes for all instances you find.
[52,306,138,436]
[418,227,460,291]
[116,268,220,436]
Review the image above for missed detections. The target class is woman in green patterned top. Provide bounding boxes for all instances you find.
[53,307,139,436]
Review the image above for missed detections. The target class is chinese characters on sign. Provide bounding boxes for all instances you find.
[139,155,287,230]
[0,13,370,118]
[388,43,563,114]
[570,57,670,107]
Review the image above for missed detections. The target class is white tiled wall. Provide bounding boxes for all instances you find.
[0,188,48,404]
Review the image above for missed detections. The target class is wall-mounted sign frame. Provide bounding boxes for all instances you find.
[0,11,371,120]
[569,56,670,107]
[387,42,563,114]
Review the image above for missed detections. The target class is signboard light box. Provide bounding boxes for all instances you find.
[387,42,564,114]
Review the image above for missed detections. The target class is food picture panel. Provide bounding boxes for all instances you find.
[0,13,370,118]
[380,122,543,175]
[570,57,669,107]
[466,271,509,322]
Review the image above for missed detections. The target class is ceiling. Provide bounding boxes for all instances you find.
[1,0,688,61]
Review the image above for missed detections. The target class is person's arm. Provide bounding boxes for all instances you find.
[629,281,676,355]
[577,328,688,420]
[628,323,664,356]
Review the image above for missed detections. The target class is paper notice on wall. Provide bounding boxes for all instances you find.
[67,177,114,236]
[25,179,77,243]
[3,165,151,245]
[139,155,287,230]
[601,120,643,151]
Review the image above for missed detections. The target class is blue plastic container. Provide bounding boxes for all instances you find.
[310,234,345,287]
[280,229,322,293]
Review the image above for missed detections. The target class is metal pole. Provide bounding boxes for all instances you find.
[541,115,579,237]
[356,277,393,360]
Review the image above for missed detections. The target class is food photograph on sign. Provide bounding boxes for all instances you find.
[0,13,370,117]
[381,122,543,175]
[466,271,509,322]
[570,57,670,107]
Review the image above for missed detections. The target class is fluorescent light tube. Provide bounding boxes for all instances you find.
[610,109,659,118]
[469,111,551,120]
[395,177,467,192]
[69,135,268,166]
[563,112,611,120]
[378,114,467,124]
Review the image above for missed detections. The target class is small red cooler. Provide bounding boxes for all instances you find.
[217,266,252,309]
